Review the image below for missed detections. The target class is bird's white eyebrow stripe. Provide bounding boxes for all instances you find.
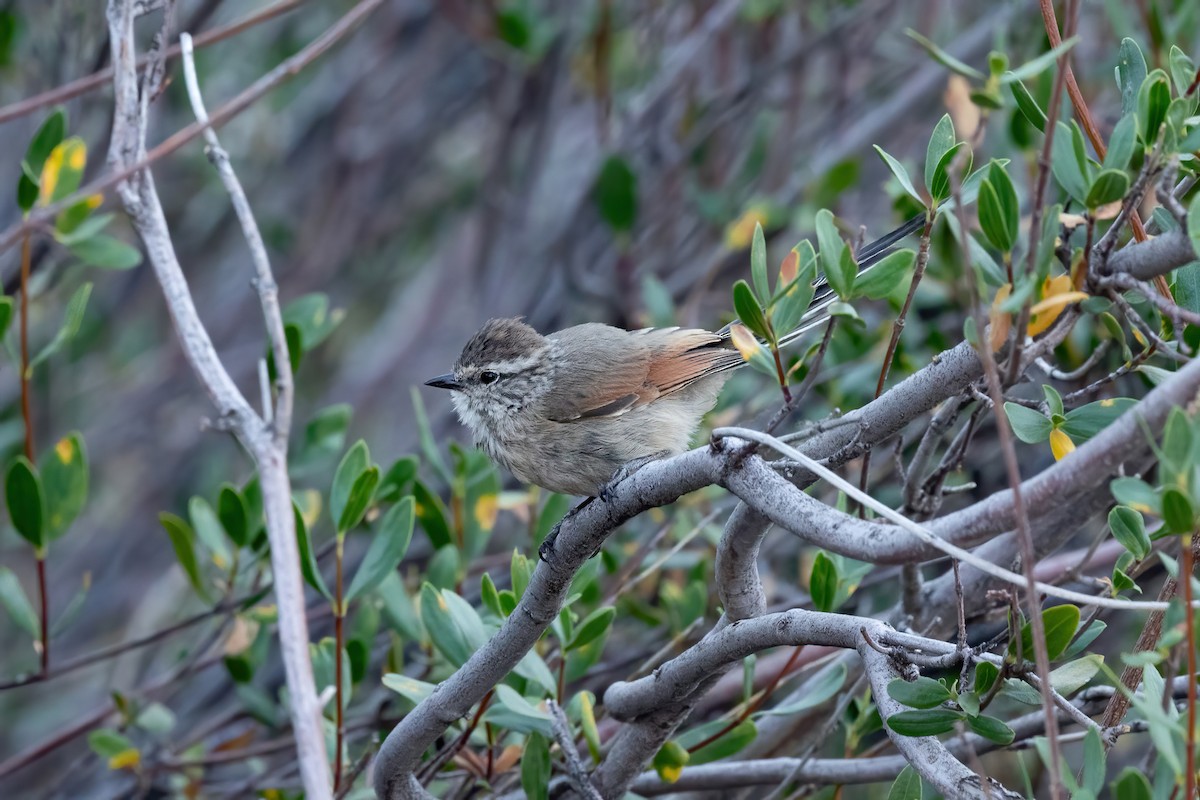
[474,352,546,374]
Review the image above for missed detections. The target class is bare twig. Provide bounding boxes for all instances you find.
[547,700,602,800]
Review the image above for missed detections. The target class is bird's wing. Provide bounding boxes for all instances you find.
[541,325,739,422]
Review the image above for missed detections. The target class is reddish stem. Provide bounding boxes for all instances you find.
[20,233,47,676]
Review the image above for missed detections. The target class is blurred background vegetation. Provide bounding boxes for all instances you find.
[1,0,1198,797]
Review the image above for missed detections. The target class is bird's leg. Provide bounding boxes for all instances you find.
[538,496,596,561]
[599,451,669,503]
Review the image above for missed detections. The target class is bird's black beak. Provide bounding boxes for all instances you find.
[424,373,462,391]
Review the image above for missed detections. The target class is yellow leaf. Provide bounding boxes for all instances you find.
[1131,326,1147,347]
[38,139,87,207]
[474,494,498,531]
[729,323,760,361]
[54,436,75,464]
[724,205,770,251]
[660,764,683,783]
[299,489,322,529]
[108,748,140,770]
[1028,275,1083,336]
[988,284,1012,352]
[1049,428,1076,460]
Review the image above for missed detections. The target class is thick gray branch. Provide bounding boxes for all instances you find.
[1106,229,1198,280]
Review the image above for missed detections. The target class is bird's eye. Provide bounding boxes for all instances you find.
[479,370,500,385]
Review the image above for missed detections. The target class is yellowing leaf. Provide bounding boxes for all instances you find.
[724,205,770,250]
[108,748,140,770]
[1093,200,1123,220]
[38,139,87,207]
[1028,275,1083,336]
[660,764,683,783]
[1059,211,1088,228]
[729,323,759,361]
[298,488,322,529]
[54,436,75,464]
[1050,428,1076,460]
[474,494,498,530]
[988,284,1012,351]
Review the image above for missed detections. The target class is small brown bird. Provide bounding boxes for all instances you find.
[426,216,922,497]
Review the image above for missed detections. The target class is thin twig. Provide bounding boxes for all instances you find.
[547,700,602,800]
[0,0,307,127]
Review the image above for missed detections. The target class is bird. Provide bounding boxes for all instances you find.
[425,215,923,498]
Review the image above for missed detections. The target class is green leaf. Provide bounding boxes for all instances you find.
[420,584,487,667]
[0,566,39,638]
[1080,727,1106,794]
[23,108,66,174]
[1084,168,1129,209]
[733,280,771,341]
[886,708,963,737]
[6,457,45,551]
[758,664,847,716]
[1008,77,1047,131]
[873,146,924,206]
[1137,70,1171,145]
[855,249,915,300]
[88,728,135,761]
[55,211,114,244]
[1051,121,1089,204]
[1161,487,1194,535]
[338,467,378,534]
[40,138,86,206]
[653,740,690,782]
[688,719,757,765]
[887,676,953,709]
[216,484,248,547]
[769,269,816,335]
[1117,38,1148,119]
[750,222,770,304]
[345,498,414,603]
[282,293,342,351]
[1061,398,1136,441]
[1035,604,1082,661]
[410,389,452,487]
[832,245,858,301]
[904,29,984,80]
[1161,407,1195,477]
[294,502,332,600]
[520,731,550,800]
[1003,402,1052,443]
[924,114,956,198]
[0,296,12,341]
[566,606,614,652]
[928,142,969,204]
[1003,36,1079,83]
[1169,46,1198,105]
[1049,653,1103,695]
[330,440,371,532]
[1103,114,1138,171]
[1109,506,1150,560]
[484,684,553,736]
[814,208,844,283]
[1111,767,1153,800]
[985,161,1019,251]
[159,513,209,601]
[68,234,142,270]
[382,673,435,706]
[966,714,1014,744]
[412,481,452,549]
[29,282,91,372]
[40,432,87,540]
[375,455,417,504]
[974,661,999,694]
[1111,476,1160,515]
[887,765,922,800]
[594,155,637,233]
[809,550,838,612]
[17,109,66,213]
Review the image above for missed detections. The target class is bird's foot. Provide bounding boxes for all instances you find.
[538,496,596,562]
[599,451,669,503]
